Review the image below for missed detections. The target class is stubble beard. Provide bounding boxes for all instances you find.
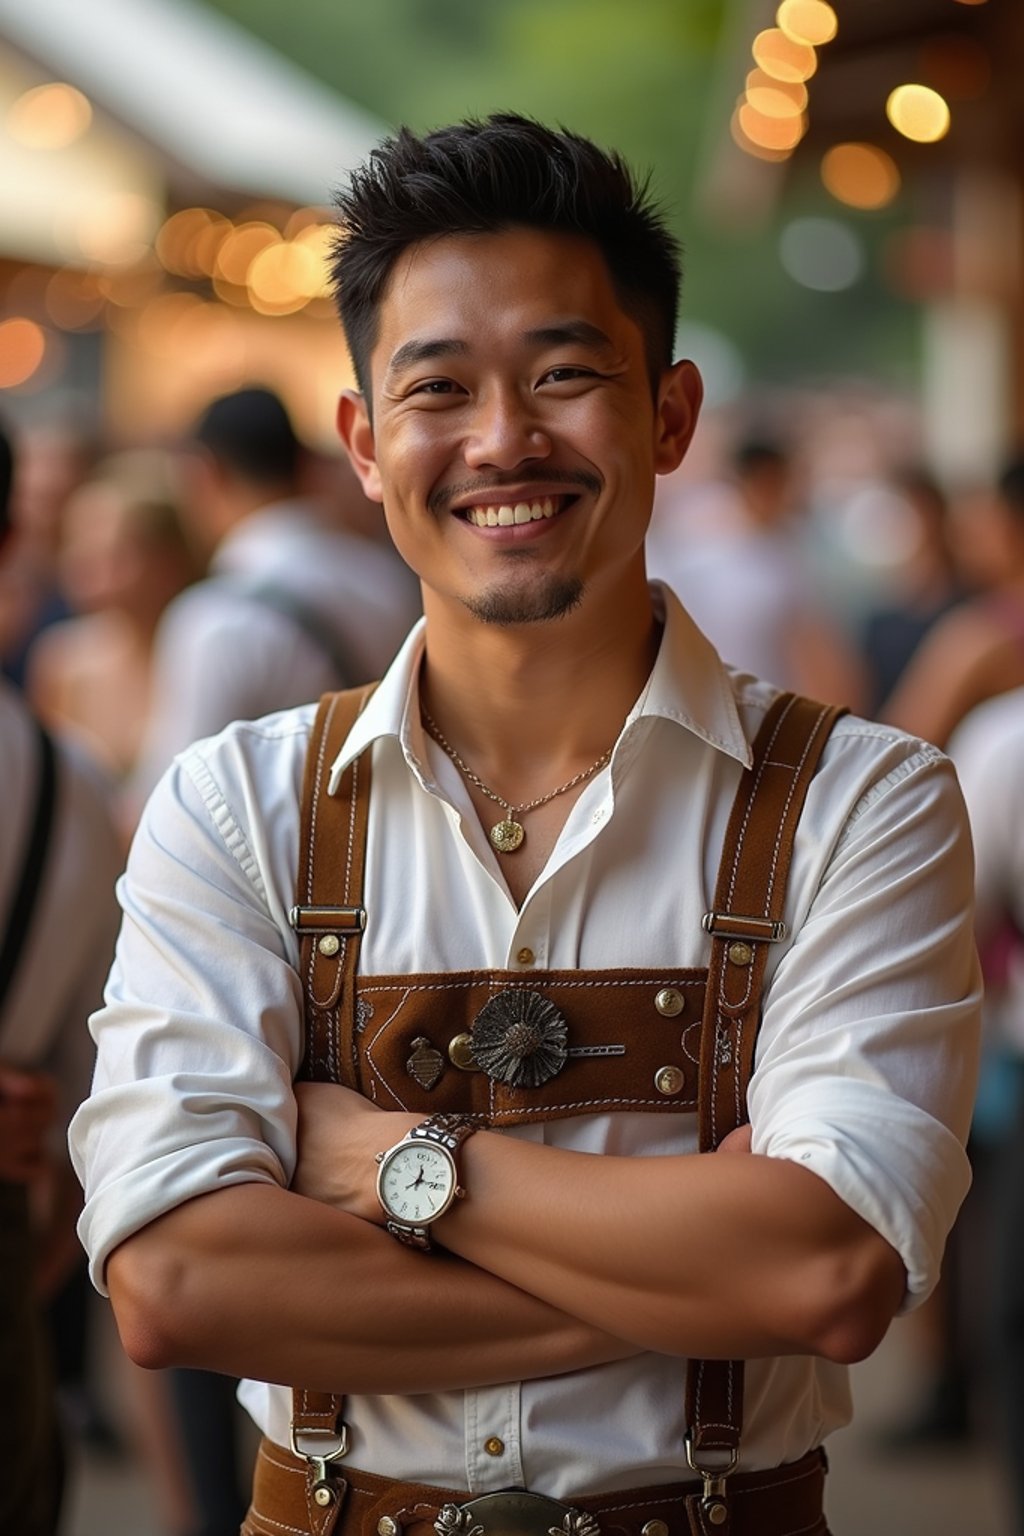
[464,572,584,627]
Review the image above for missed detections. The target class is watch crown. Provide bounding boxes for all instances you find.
[455,1185,465,1198]
[375,1152,384,1163]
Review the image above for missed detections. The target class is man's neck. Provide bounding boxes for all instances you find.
[419,573,659,792]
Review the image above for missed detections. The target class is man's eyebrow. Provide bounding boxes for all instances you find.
[386,338,469,377]
[524,321,615,351]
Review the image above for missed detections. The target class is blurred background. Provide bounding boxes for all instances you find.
[1,1,1022,1532]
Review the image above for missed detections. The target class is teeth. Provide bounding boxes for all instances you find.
[465,497,560,528]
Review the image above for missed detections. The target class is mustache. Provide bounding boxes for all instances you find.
[428,468,601,515]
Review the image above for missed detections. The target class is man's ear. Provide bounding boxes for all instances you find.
[653,360,703,476]
[337,391,383,505]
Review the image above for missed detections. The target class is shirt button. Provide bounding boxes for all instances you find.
[483,1436,505,1457]
[516,947,535,967]
[591,808,606,825]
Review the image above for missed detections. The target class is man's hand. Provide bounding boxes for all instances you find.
[292,1081,418,1223]
[0,1065,57,1183]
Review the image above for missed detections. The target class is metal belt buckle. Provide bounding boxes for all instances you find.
[685,1435,737,1529]
[291,1424,349,1510]
[434,1490,600,1536]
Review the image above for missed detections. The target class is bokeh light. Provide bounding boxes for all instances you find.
[745,69,807,119]
[0,318,47,387]
[886,84,951,143]
[7,83,92,150]
[752,28,818,84]
[776,0,838,47]
[779,217,864,291]
[821,143,901,210]
[738,101,807,152]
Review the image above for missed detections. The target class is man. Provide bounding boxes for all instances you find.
[71,116,980,1534]
[129,385,419,807]
[0,419,122,1535]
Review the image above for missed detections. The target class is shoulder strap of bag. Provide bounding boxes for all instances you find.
[683,692,844,1528]
[0,717,58,1014]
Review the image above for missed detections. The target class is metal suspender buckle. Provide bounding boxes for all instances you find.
[701,912,787,943]
[291,1424,349,1509]
[289,905,367,935]
[685,1435,737,1528]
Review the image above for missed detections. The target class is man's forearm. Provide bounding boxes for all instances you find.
[106,1182,637,1393]
[433,1132,906,1364]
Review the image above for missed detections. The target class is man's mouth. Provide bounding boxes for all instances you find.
[458,494,573,528]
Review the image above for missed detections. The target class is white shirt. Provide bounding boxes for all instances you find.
[0,680,122,1117]
[71,584,980,1494]
[949,686,1024,1054]
[131,499,420,800]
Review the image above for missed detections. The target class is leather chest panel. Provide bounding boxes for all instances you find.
[349,967,707,1125]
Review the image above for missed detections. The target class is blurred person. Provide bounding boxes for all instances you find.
[649,436,866,708]
[70,115,980,1536]
[128,386,418,814]
[859,468,966,715]
[950,688,1024,1531]
[27,453,201,782]
[0,417,123,1535]
[0,420,98,689]
[882,457,1024,747]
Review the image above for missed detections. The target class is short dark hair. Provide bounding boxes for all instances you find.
[192,387,300,485]
[0,419,13,544]
[330,113,682,394]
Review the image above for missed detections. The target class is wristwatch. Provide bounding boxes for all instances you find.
[376,1112,481,1250]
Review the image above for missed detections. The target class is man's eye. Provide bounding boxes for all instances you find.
[411,379,459,395]
[541,367,594,384]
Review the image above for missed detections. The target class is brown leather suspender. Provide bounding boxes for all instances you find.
[287,687,843,1527]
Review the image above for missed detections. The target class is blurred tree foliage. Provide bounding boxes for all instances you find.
[200,0,917,387]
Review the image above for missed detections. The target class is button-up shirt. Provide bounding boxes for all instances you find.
[70,584,980,1494]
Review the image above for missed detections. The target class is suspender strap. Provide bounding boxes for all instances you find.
[0,719,58,1014]
[291,686,376,1483]
[684,692,844,1518]
[292,686,376,1086]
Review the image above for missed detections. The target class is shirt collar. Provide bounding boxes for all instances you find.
[326,581,751,796]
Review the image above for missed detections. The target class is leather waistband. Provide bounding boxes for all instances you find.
[243,1439,830,1536]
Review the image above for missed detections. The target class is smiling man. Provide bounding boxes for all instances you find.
[71,116,980,1536]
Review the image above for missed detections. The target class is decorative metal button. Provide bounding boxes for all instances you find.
[378,1518,400,1536]
[313,1484,335,1507]
[483,1435,505,1457]
[407,1037,444,1090]
[727,941,753,967]
[642,1522,669,1536]
[317,934,341,957]
[472,989,568,1088]
[448,1033,478,1071]
[516,946,536,967]
[654,987,684,1018]
[706,1502,728,1526]
[655,1065,685,1096]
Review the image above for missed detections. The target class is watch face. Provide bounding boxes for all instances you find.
[377,1141,456,1226]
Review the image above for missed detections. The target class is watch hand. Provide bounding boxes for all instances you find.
[406,1169,426,1190]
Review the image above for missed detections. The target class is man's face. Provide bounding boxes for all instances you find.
[339,226,701,627]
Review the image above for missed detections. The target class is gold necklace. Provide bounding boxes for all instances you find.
[421,709,612,854]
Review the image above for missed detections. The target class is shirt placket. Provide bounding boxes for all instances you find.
[464,1381,525,1493]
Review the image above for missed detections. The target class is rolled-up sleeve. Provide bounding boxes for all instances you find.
[749,738,981,1309]
[70,727,308,1293]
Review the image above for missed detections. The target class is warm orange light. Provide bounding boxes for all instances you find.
[886,84,951,143]
[0,318,46,388]
[738,101,807,152]
[292,224,336,298]
[752,28,817,83]
[7,83,92,149]
[745,68,807,118]
[45,270,106,330]
[74,193,160,265]
[247,241,321,315]
[156,208,230,278]
[730,108,793,162]
[776,0,837,46]
[215,222,279,285]
[821,143,901,210]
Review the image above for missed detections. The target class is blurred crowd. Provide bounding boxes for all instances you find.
[2,387,1024,1533]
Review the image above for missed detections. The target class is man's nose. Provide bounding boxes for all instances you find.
[462,389,552,470]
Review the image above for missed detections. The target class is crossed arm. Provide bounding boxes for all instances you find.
[107,1088,903,1396]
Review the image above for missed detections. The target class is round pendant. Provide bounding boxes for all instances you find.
[490,818,525,853]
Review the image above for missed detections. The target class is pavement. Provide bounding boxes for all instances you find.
[59,1302,1013,1536]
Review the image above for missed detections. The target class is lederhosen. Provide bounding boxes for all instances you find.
[245,687,843,1536]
